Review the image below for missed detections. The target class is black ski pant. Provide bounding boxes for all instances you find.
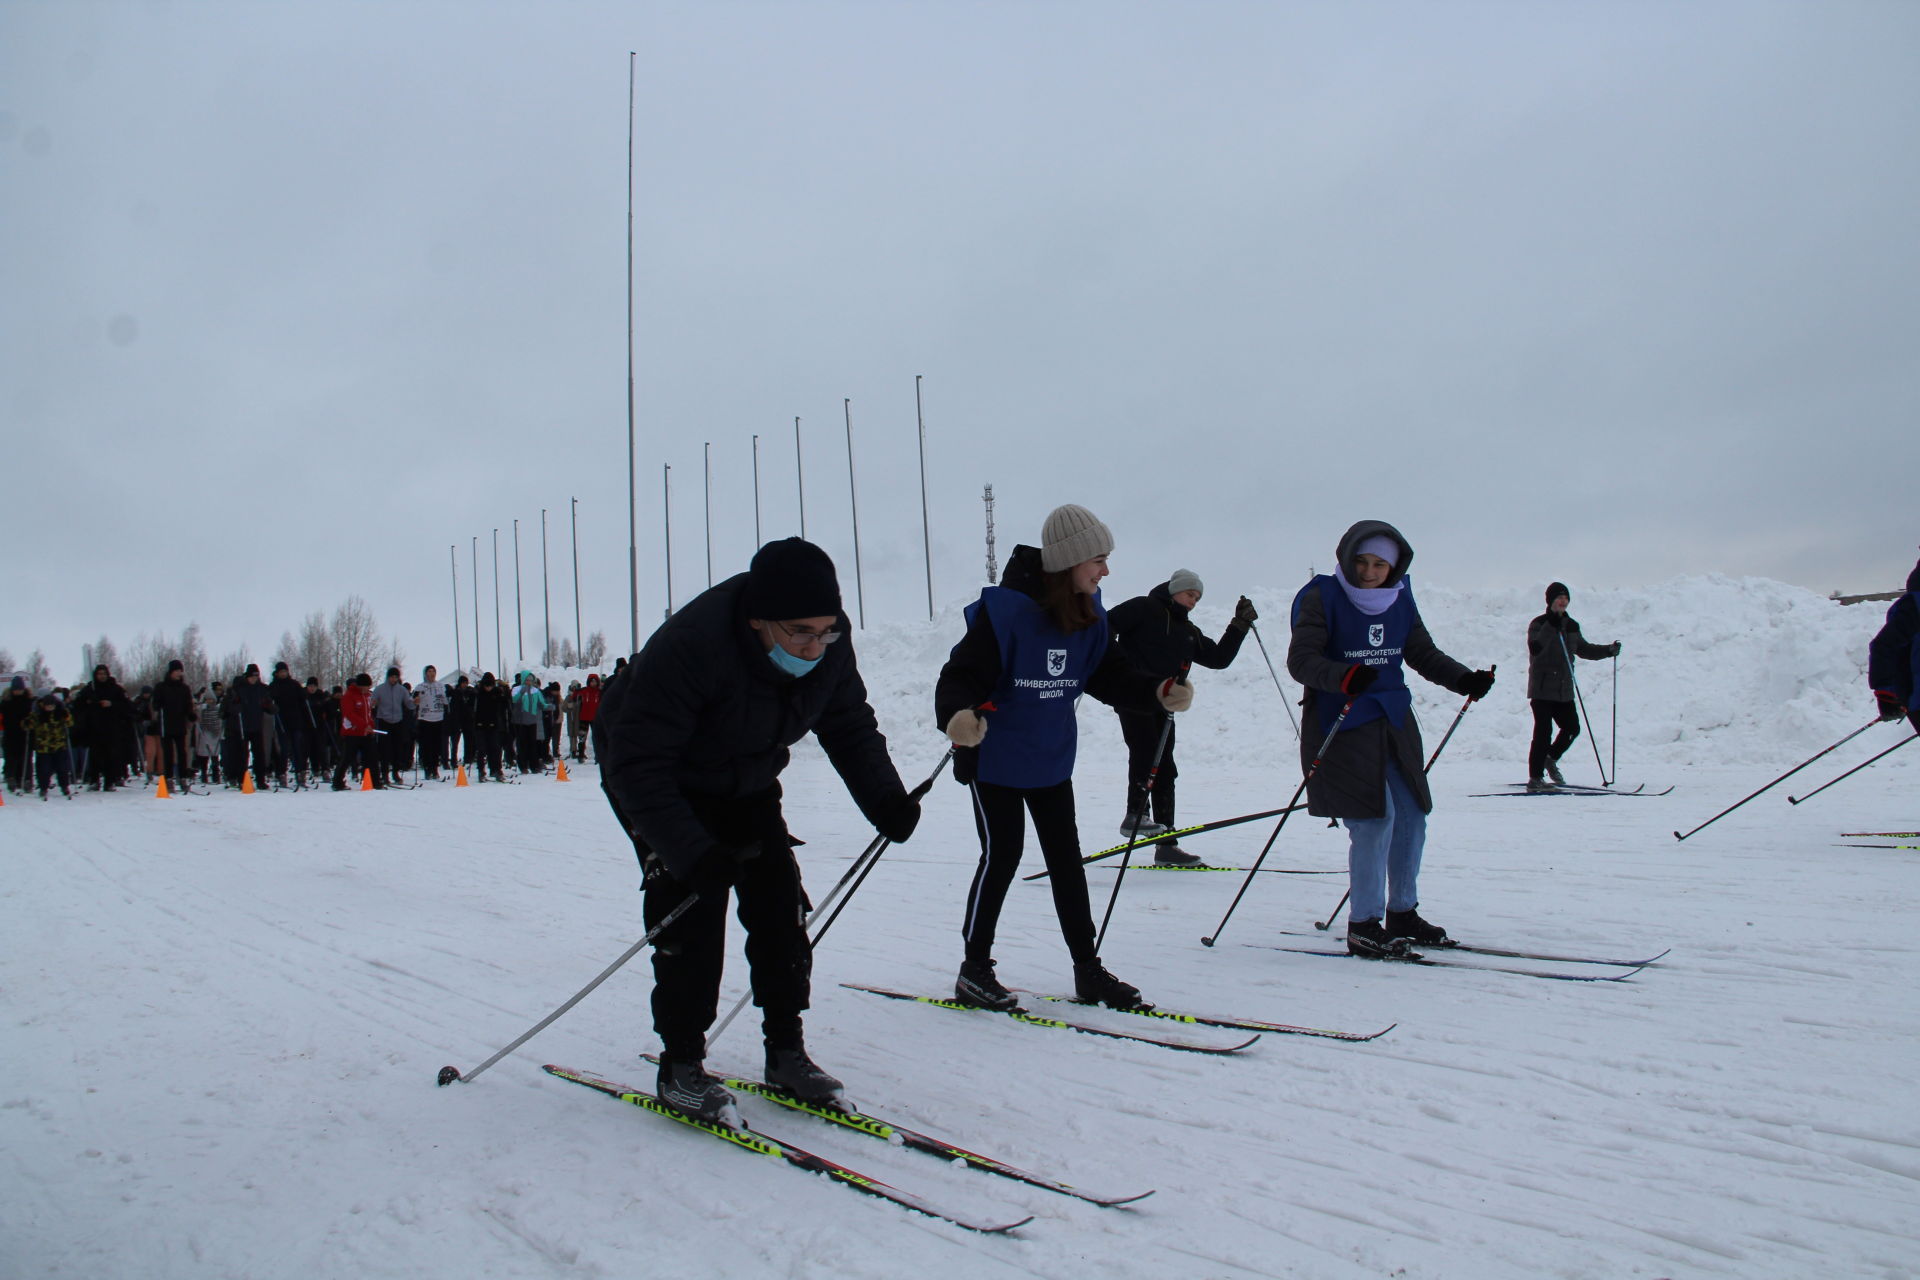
[962,778,1098,967]
[417,720,445,775]
[1529,699,1581,779]
[1117,709,1179,845]
[36,750,72,795]
[3,731,27,791]
[375,722,407,781]
[160,732,192,785]
[333,735,377,787]
[471,727,504,778]
[511,723,539,772]
[638,787,807,1062]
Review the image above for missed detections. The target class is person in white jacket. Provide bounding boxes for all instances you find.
[413,665,451,780]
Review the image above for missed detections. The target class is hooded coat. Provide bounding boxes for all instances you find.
[595,572,912,880]
[1286,520,1476,820]
[1867,557,1920,716]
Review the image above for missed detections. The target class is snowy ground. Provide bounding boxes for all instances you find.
[5,577,1917,1280]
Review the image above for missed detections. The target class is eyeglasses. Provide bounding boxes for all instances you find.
[770,620,843,647]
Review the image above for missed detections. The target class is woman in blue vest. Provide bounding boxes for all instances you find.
[1287,520,1495,957]
[935,504,1191,1011]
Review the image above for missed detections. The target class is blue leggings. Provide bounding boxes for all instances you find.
[1343,758,1427,923]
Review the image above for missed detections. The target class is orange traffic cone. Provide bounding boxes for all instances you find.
[360,768,375,792]
[155,776,170,799]
[0,788,7,806]
[555,759,570,782]
[455,765,469,787]
[241,770,256,795]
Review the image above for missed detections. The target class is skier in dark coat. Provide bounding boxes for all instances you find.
[1525,582,1620,789]
[150,660,199,792]
[1107,569,1257,863]
[595,537,921,1125]
[80,665,132,790]
[935,505,1189,1012]
[1868,554,1920,735]
[470,674,509,781]
[1287,520,1494,957]
[2,675,32,794]
[230,665,277,786]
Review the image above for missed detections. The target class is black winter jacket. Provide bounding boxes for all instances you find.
[1525,612,1615,702]
[150,676,198,736]
[1109,581,1248,681]
[597,573,911,880]
[1287,520,1476,820]
[1867,558,1920,711]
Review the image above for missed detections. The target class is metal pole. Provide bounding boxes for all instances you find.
[662,464,673,618]
[703,441,713,588]
[492,529,503,674]
[794,416,805,538]
[571,498,582,661]
[751,434,762,549]
[513,519,524,663]
[844,398,865,629]
[450,545,462,672]
[915,374,933,620]
[541,508,552,665]
[626,51,640,658]
[471,537,480,677]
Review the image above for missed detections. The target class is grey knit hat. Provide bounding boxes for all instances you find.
[1039,504,1115,573]
[1167,568,1203,599]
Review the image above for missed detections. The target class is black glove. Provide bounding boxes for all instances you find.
[1234,595,1259,626]
[1459,669,1496,701]
[1875,690,1907,723]
[1610,642,1623,657]
[874,791,922,844]
[1339,664,1377,696]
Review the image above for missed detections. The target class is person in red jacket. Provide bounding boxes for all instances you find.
[573,673,603,762]
[331,673,384,790]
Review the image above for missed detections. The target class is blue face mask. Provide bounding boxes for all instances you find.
[767,644,822,678]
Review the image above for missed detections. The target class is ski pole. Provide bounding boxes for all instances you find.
[707,749,954,1048]
[1202,698,1353,948]
[1787,730,1915,806]
[1610,652,1619,786]
[436,892,700,1086]
[1248,623,1300,740]
[1095,706,1178,953]
[1672,717,1881,840]
[1559,634,1609,786]
[1023,803,1300,879]
[1313,670,1491,931]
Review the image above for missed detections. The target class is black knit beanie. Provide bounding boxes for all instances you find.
[743,538,842,620]
[1545,581,1570,606]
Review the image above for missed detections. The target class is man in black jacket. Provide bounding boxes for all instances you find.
[150,660,198,793]
[1108,569,1257,863]
[595,537,922,1125]
[1525,583,1620,790]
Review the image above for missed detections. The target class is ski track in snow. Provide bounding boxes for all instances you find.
[4,577,1918,1279]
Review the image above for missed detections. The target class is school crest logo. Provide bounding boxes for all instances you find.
[1047,649,1068,677]
[1369,623,1385,647]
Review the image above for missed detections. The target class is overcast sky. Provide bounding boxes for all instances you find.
[5,0,1916,680]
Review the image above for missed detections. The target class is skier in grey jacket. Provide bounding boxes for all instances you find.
[1525,583,1619,789]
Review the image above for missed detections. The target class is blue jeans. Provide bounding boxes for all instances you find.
[1344,758,1427,923]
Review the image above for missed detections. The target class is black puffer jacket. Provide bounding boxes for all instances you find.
[1287,520,1477,820]
[597,573,911,879]
[150,676,197,736]
[1109,581,1247,680]
[1867,557,1920,711]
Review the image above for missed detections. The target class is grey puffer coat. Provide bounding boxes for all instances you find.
[1286,520,1478,821]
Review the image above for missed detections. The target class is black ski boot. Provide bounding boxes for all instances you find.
[1152,841,1202,865]
[1073,960,1147,1010]
[1347,917,1404,959]
[1385,907,1451,947]
[955,958,1019,1012]
[655,1056,742,1128]
[765,1042,847,1109]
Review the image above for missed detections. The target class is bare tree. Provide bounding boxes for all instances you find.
[0,648,15,674]
[81,635,122,683]
[212,643,254,682]
[176,623,211,691]
[582,630,608,667]
[24,650,53,691]
[330,596,386,683]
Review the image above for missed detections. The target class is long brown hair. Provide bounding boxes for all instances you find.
[1041,569,1099,634]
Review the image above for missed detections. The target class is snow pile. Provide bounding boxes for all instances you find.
[839,574,1883,778]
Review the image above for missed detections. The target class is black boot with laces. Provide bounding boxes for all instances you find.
[1385,907,1451,947]
[764,1042,847,1108]
[1073,960,1147,1010]
[655,1056,742,1128]
[955,958,1019,1011]
[1347,917,1404,959]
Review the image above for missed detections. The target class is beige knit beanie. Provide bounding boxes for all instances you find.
[1039,504,1115,573]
